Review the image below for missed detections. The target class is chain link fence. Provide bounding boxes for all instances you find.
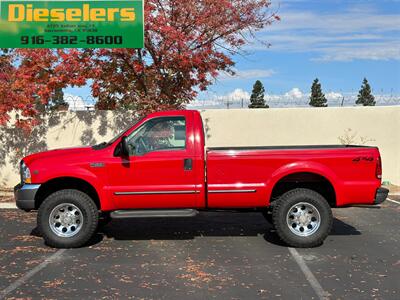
[35,90,400,111]
[191,90,400,109]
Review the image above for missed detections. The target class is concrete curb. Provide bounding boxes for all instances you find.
[0,203,17,209]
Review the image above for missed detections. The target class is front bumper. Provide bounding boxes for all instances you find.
[374,187,389,205]
[14,183,41,211]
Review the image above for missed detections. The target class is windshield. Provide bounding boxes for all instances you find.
[92,117,145,150]
[107,126,131,145]
[107,117,145,145]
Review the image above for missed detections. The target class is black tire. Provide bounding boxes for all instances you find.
[272,188,333,248]
[37,189,99,248]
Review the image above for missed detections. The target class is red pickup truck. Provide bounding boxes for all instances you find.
[15,110,388,248]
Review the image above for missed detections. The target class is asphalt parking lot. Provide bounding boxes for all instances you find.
[0,200,399,299]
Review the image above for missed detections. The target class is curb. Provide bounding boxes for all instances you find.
[0,203,17,209]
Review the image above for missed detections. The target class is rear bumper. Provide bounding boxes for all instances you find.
[14,183,41,211]
[374,187,389,205]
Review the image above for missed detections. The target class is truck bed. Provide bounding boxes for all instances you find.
[205,145,381,208]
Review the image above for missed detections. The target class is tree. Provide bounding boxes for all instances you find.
[47,88,69,111]
[248,80,269,108]
[0,48,75,129]
[309,78,327,107]
[0,0,279,130]
[0,50,14,126]
[356,78,375,106]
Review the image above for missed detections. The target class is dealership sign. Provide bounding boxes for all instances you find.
[0,0,144,48]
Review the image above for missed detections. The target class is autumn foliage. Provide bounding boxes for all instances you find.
[0,49,71,129]
[0,0,278,129]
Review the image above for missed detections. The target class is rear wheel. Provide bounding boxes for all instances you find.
[38,189,98,248]
[272,188,332,248]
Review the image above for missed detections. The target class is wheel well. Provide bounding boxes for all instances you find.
[270,172,336,207]
[35,177,101,209]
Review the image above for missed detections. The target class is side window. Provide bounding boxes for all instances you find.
[126,117,186,155]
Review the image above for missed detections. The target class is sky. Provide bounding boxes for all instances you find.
[65,0,400,109]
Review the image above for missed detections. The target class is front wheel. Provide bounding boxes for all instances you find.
[38,189,99,248]
[272,188,333,248]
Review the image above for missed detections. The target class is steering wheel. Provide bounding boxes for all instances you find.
[136,136,149,154]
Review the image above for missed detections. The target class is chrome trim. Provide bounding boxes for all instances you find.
[114,190,200,196]
[20,184,41,190]
[208,189,257,194]
[208,183,265,188]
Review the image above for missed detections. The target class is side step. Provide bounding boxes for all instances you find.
[110,209,199,219]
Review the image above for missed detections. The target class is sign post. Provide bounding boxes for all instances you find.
[0,0,144,48]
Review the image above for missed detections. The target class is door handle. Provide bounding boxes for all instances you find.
[184,158,193,171]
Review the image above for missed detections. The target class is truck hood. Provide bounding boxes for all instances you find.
[23,147,93,165]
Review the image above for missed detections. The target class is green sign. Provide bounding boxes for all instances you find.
[0,0,144,48]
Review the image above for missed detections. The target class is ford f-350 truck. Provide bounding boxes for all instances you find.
[14,110,388,248]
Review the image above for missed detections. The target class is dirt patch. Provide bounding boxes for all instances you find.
[0,210,36,223]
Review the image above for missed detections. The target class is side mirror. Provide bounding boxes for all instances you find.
[120,136,130,157]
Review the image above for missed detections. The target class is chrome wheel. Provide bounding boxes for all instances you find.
[49,203,83,238]
[286,202,321,237]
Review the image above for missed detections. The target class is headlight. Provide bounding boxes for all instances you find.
[20,161,31,184]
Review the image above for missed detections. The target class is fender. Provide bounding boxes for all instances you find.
[265,161,343,205]
[33,165,113,210]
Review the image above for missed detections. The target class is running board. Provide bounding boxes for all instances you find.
[110,209,199,219]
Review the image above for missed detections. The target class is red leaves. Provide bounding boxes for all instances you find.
[1,0,278,130]
[273,14,281,21]
[0,49,72,131]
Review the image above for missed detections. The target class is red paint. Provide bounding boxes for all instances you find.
[23,110,382,210]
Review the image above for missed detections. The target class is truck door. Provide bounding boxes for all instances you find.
[107,113,200,209]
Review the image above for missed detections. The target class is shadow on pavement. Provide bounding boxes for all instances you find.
[330,218,361,236]
[98,213,360,247]
[29,213,361,248]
